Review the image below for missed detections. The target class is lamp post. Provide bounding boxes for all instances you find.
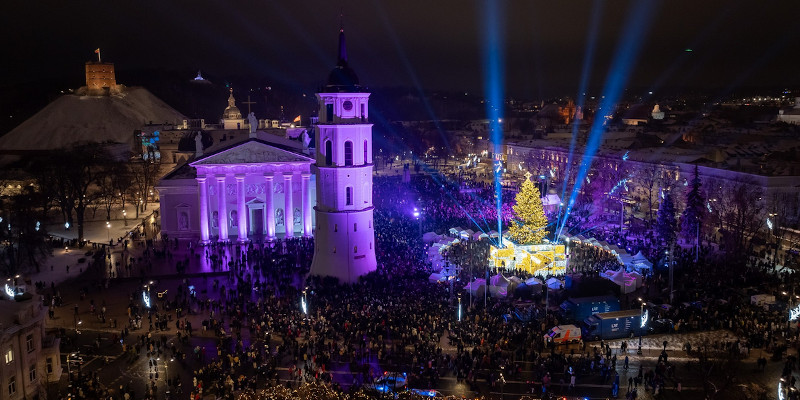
[458,294,462,322]
[301,287,308,317]
[106,220,111,243]
[638,298,644,355]
[123,209,127,227]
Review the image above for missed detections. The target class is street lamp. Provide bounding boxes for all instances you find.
[458,294,462,322]
[122,209,127,226]
[638,298,644,355]
[301,288,308,316]
[106,220,111,243]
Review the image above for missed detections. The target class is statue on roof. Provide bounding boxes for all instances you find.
[248,112,258,135]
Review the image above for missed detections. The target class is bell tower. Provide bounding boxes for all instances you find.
[309,29,377,283]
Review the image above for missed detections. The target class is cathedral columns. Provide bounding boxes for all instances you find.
[235,174,248,242]
[264,174,275,239]
[301,173,312,236]
[283,172,294,237]
[216,175,228,241]
[197,176,210,243]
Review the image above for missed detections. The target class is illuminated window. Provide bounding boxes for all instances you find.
[344,141,353,166]
[346,187,353,205]
[4,349,12,364]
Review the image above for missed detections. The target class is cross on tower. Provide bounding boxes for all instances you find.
[524,171,532,181]
[241,96,256,115]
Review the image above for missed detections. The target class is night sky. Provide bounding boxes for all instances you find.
[5,0,800,98]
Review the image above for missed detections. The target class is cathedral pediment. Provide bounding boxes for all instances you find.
[190,140,313,166]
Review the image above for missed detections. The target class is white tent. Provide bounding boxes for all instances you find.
[473,231,489,241]
[465,279,486,296]
[489,274,511,298]
[489,230,500,238]
[422,232,440,243]
[525,277,544,286]
[545,277,563,289]
[449,227,464,236]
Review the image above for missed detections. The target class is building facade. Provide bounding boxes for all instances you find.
[309,29,378,283]
[0,292,61,400]
[157,138,316,242]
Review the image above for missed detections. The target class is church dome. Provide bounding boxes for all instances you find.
[327,63,360,90]
[223,106,242,120]
[324,29,363,92]
[223,88,242,119]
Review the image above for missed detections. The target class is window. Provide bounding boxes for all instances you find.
[363,141,368,164]
[26,334,33,353]
[326,104,333,122]
[334,224,338,232]
[333,247,336,254]
[369,219,372,228]
[354,246,358,253]
[370,242,372,249]
[354,223,357,232]
[46,358,53,374]
[361,104,366,122]
[5,349,12,364]
[325,140,333,166]
[7,376,14,396]
[344,141,353,166]
[346,187,353,205]
[28,365,36,382]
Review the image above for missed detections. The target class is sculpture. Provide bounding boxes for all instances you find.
[301,130,311,148]
[248,112,258,135]
[195,132,203,156]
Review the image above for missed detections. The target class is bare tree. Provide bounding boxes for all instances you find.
[129,160,163,218]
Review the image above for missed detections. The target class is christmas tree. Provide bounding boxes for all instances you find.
[508,172,549,244]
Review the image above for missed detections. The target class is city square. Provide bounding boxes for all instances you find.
[2,2,800,400]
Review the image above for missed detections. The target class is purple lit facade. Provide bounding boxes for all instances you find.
[308,29,378,283]
[156,139,316,242]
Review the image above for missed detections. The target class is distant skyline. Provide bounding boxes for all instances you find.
[5,1,800,99]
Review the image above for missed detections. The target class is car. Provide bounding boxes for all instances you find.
[649,318,674,333]
[370,372,407,394]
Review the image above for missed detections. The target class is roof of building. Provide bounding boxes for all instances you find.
[160,134,311,181]
[325,30,362,93]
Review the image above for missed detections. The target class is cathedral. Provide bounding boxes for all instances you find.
[157,29,377,282]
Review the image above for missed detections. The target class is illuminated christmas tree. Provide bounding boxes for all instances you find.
[508,172,549,244]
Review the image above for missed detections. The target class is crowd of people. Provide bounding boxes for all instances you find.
[49,172,800,400]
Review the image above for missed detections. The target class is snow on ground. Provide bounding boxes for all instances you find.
[0,87,185,151]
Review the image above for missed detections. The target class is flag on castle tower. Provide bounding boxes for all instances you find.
[94,48,100,54]
[293,115,301,123]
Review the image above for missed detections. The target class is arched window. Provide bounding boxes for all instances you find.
[363,140,368,165]
[345,187,353,205]
[344,141,353,166]
[325,140,333,166]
